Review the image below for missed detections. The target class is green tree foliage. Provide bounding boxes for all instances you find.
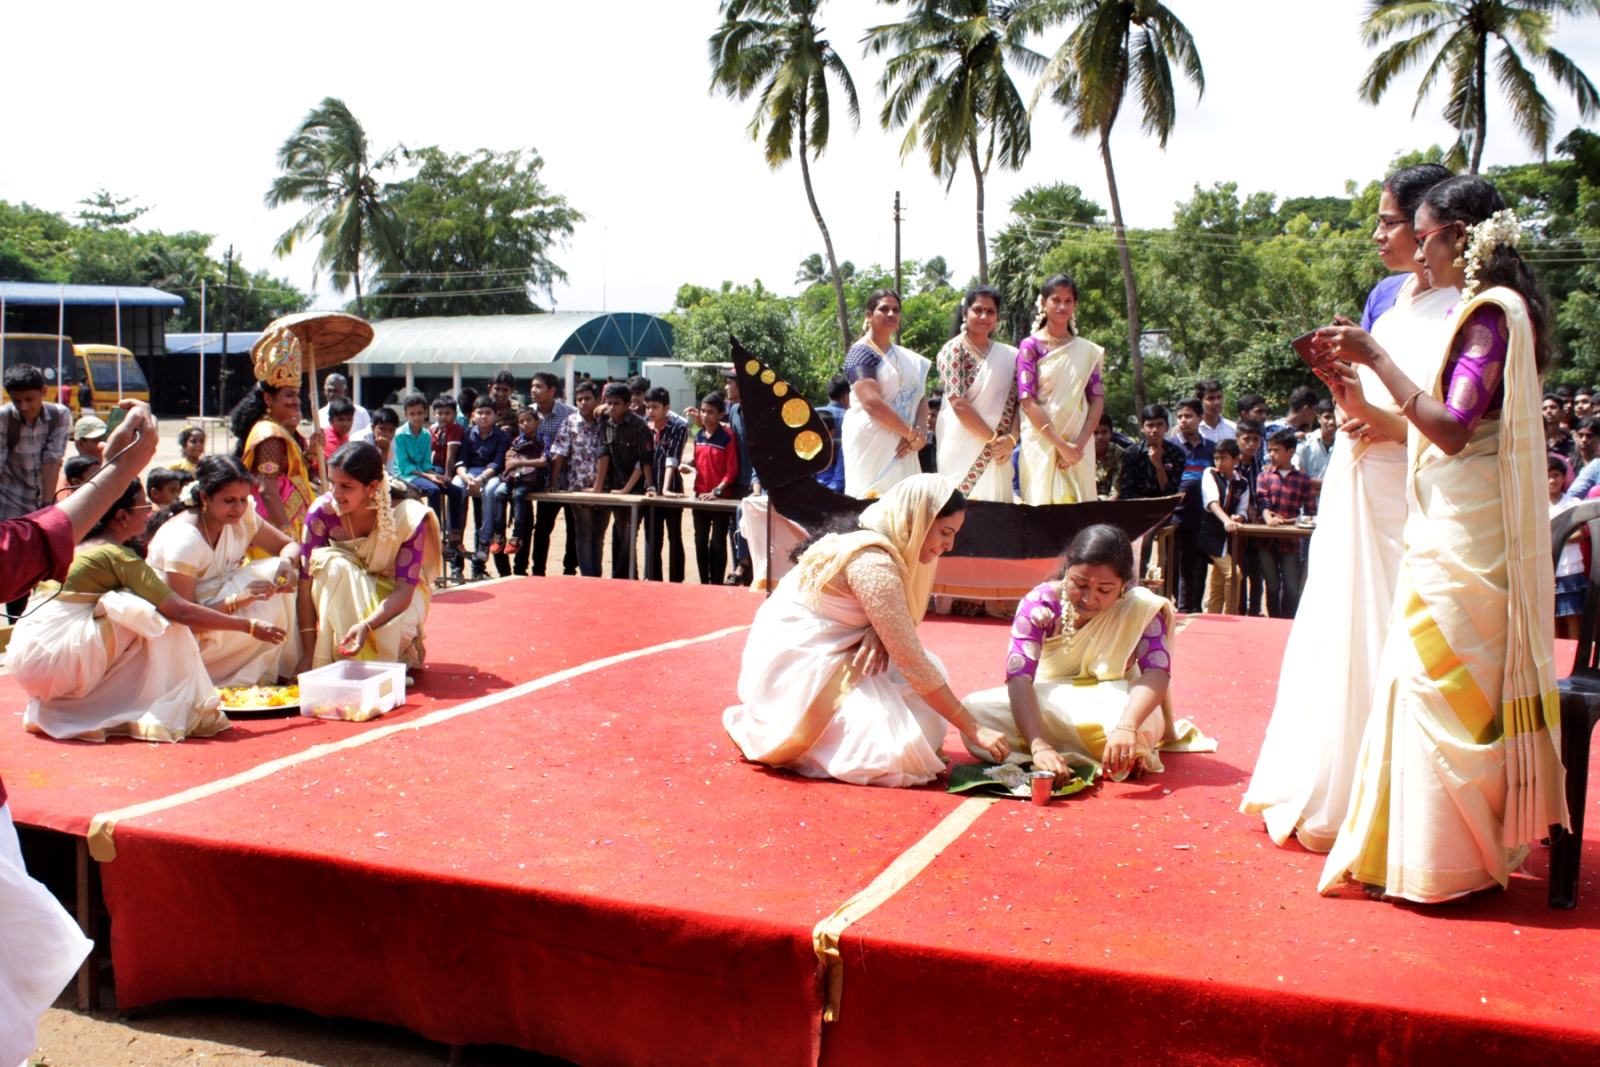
[918,254,954,291]
[989,181,1104,341]
[1358,0,1600,174]
[0,197,309,332]
[670,279,834,401]
[365,146,582,319]
[709,0,861,355]
[865,0,1041,283]
[76,189,149,230]
[264,97,401,316]
[1489,128,1600,383]
[1031,0,1206,410]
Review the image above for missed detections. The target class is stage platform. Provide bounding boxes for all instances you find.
[4,578,1600,1067]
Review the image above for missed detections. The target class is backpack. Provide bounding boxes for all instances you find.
[3,401,63,457]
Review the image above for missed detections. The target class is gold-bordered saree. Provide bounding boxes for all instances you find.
[241,419,315,540]
[308,498,442,670]
[1319,286,1565,902]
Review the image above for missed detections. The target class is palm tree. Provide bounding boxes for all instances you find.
[865,0,1040,285]
[1359,0,1600,174]
[1031,0,1203,411]
[264,97,402,317]
[796,251,828,288]
[711,0,860,355]
[919,254,954,291]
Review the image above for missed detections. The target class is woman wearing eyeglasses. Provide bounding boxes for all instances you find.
[1309,174,1562,903]
[6,480,286,743]
[1243,164,1458,854]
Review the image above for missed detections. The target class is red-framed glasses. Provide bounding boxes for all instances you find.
[1414,222,1456,241]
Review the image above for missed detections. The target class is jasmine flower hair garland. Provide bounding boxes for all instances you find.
[1461,209,1522,302]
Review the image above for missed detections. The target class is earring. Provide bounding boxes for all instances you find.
[1452,240,1466,269]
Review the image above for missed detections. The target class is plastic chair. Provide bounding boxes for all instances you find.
[1549,499,1600,908]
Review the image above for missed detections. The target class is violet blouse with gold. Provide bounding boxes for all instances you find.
[1004,580,1171,682]
[1439,304,1507,427]
[300,495,427,586]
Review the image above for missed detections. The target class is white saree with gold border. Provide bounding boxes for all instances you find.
[1319,287,1565,902]
[308,498,442,670]
[1242,281,1459,850]
[1016,335,1103,505]
[960,587,1213,780]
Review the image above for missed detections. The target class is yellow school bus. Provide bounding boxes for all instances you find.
[73,345,151,409]
[0,334,80,410]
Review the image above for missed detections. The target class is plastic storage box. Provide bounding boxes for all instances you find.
[297,661,407,722]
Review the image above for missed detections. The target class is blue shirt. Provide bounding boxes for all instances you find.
[1569,457,1600,502]
[817,401,847,492]
[728,401,753,489]
[458,425,510,475]
[1362,273,1409,332]
[1172,433,1215,527]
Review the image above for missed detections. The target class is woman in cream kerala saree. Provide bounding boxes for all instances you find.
[961,524,1214,783]
[1016,273,1105,506]
[1241,162,1458,851]
[935,286,1019,501]
[145,453,311,685]
[841,290,932,499]
[723,474,1009,787]
[304,441,441,670]
[1311,175,1564,903]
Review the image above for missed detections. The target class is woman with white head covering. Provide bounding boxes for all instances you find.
[723,474,1009,787]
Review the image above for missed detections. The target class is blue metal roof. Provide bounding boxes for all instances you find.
[164,332,263,355]
[354,312,674,366]
[0,282,186,308]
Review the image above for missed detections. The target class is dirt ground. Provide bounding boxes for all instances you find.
[35,983,571,1065]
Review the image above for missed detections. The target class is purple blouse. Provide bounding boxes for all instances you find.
[1016,335,1103,403]
[1441,305,1507,428]
[301,494,427,586]
[1004,581,1171,682]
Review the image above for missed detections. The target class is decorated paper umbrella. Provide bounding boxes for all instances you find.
[253,312,375,489]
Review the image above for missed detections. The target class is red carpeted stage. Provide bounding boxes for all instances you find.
[4,578,1599,1067]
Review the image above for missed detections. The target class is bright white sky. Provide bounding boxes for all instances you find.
[4,1,1598,317]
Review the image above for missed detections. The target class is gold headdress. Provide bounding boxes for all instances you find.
[252,327,303,388]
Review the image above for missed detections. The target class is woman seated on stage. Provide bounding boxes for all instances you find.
[723,474,1010,787]
[303,441,441,669]
[145,454,313,686]
[7,480,287,742]
[962,525,1203,783]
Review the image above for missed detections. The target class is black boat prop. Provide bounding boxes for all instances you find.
[731,338,1180,596]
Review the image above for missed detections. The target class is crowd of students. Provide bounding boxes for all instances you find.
[305,368,760,585]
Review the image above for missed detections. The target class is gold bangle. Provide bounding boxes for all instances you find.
[1400,388,1425,415]
[1110,724,1137,735]
[298,627,316,633]
[247,619,257,638]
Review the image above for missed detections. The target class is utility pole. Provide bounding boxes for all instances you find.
[893,191,902,343]
[219,246,235,417]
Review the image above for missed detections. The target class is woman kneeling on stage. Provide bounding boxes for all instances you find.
[962,524,1209,783]
[304,441,441,669]
[7,480,286,742]
[723,474,1010,787]
[145,454,312,686]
